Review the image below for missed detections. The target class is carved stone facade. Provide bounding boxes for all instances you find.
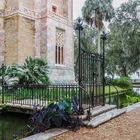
[0,0,75,83]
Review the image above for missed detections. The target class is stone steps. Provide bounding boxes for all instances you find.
[87,104,117,117]
[84,108,126,128]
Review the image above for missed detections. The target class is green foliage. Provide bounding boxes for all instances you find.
[112,77,132,89]
[106,0,140,77]
[58,98,72,114]
[74,24,96,62]
[0,66,2,76]
[82,0,114,56]
[2,57,49,85]
[22,57,49,84]
[18,97,81,137]
[106,91,140,108]
[82,0,114,28]
[122,94,140,107]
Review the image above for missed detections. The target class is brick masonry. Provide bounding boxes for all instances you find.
[0,0,75,83]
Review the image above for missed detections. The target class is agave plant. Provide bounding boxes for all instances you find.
[21,57,49,84]
[1,57,49,86]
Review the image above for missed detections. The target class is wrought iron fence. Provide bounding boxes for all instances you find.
[0,81,130,111]
[75,48,105,107]
[0,127,28,140]
[0,83,93,111]
[105,80,132,108]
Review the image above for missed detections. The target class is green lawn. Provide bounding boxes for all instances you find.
[105,86,127,94]
[0,85,128,104]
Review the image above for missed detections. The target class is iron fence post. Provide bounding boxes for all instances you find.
[101,32,107,106]
[75,17,84,114]
[2,63,5,104]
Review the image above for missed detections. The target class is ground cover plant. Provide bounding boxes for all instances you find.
[14,97,83,139]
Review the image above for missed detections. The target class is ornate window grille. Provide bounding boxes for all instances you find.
[55,28,65,64]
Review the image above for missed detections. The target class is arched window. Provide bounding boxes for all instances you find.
[55,28,65,64]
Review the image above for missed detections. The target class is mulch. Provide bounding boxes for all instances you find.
[50,108,140,140]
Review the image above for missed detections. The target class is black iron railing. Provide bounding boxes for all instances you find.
[0,84,93,112]
[105,81,131,108]
[0,127,28,140]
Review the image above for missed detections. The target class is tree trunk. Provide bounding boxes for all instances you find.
[97,29,101,54]
[121,66,128,77]
[97,29,101,83]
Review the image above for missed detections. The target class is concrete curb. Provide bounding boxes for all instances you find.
[21,128,68,140]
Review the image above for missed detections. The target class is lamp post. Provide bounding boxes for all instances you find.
[101,31,107,106]
[1,63,5,104]
[75,17,84,114]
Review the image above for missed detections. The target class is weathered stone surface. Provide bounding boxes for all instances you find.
[21,128,68,140]
[88,104,116,117]
[0,0,75,83]
[18,16,35,64]
[125,102,140,112]
[84,108,126,128]
[4,16,19,65]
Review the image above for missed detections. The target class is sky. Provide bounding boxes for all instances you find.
[73,0,129,19]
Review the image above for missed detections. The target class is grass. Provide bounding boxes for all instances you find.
[105,86,127,94]
[85,85,127,96]
[0,87,78,104]
[0,85,128,105]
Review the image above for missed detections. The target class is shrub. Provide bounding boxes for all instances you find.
[122,94,140,107]
[15,97,81,138]
[2,57,49,85]
[112,77,132,89]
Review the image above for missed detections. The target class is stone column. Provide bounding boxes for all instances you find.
[35,0,48,59]
[0,0,5,65]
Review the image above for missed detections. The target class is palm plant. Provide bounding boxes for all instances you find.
[74,24,96,61]
[82,0,114,54]
[82,0,114,82]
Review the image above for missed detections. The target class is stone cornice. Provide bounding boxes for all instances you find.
[0,7,72,27]
[0,7,46,19]
[47,11,73,27]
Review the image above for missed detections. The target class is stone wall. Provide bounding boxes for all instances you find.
[4,16,19,65]
[18,16,35,64]
[46,0,75,83]
[0,0,75,83]
[51,0,68,17]
[3,0,35,65]
[0,0,4,65]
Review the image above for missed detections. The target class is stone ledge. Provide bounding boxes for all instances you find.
[84,108,126,128]
[125,102,140,112]
[21,128,68,140]
[89,104,117,117]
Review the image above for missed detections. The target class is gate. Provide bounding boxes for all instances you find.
[75,49,105,108]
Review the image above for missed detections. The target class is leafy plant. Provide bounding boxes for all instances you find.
[22,57,49,84]
[122,94,140,107]
[1,57,49,86]
[112,77,132,89]
[106,0,140,77]
[23,97,81,136]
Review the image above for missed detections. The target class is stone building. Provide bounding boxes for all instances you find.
[0,0,75,83]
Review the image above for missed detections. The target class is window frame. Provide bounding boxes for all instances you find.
[55,28,65,65]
